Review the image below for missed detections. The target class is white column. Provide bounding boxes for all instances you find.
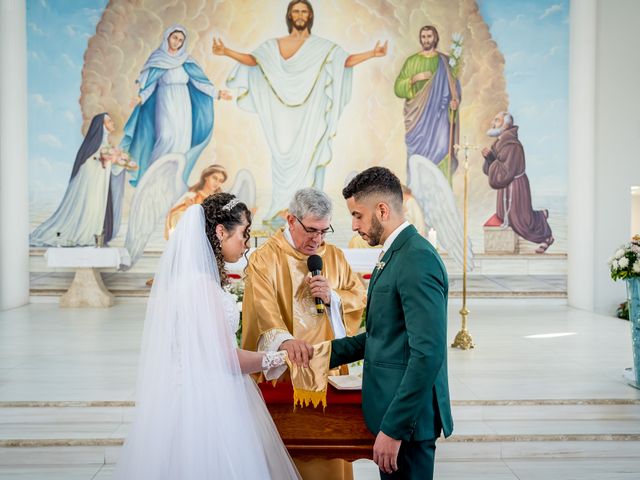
[0,0,29,309]
[567,0,597,311]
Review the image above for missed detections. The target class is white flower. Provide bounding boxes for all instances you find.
[611,259,619,269]
[454,45,463,58]
[618,257,629,268]
[449,57,456,68]
[452,32,463,43]
[633,261,640,273]
[607,256,615,265]
[615,249,625,259]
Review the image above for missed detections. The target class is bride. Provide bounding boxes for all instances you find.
[113,193,300,479]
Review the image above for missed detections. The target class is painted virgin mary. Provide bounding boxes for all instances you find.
[121,25,218,187]
[30,113,124,246]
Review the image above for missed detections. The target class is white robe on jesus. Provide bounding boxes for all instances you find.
[227,35,352,221]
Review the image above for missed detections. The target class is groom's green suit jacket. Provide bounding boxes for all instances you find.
[330,225,453,441]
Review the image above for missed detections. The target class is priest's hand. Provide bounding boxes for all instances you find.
[481,147,491,157]
[373,431,401,474]
[450,98,459,110]
[279,339,314,367]
[306,275,331,305]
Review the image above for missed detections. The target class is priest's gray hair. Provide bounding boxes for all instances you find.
[289,188,333,220]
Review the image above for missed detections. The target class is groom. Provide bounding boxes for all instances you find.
[330,167,453,479]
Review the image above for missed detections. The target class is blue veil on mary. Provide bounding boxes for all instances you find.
[120,25,215,187]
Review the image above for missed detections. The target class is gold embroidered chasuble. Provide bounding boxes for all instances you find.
[242,230,363,480]
[242,229,365,355]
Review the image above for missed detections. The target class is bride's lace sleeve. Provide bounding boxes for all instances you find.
[261,351,288,370]
[258,328,294,380]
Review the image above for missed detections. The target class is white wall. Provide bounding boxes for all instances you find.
[593,0,640,313]
[632,187,640,237]
[1,0,637,312]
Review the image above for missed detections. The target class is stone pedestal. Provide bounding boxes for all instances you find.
[484,226,519,254]
[60,268,114,308]
[45,247,130,308]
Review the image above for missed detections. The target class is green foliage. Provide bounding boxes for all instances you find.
[616,301,629,320]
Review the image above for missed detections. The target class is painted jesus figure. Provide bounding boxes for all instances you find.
[213,0,387,225]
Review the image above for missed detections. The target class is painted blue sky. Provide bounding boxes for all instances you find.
[27,0,569,217]
[26,0,107,214]
[478,0,569,196]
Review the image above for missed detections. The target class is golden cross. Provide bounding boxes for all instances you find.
[453,138,480,170]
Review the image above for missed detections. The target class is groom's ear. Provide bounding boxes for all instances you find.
[376,202,391,221]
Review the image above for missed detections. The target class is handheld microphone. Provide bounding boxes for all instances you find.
[306,255,325,314]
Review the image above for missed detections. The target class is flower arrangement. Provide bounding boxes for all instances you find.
[608,235,640,281]
[100,145,138,170]
[448,33,464,79]
[224,277,245,345]
[224,277,245,309]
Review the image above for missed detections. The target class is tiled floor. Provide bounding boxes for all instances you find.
[1,300,639,479]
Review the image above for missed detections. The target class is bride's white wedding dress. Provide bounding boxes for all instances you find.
[113,205,300,479]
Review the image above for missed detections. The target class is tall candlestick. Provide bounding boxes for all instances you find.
[451,139,477,351]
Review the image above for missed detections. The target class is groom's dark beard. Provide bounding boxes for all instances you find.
[366,215,385,247]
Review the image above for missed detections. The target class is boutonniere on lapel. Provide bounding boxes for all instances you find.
[375,260,386,271]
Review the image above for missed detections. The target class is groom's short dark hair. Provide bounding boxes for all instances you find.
[342,167,403,210]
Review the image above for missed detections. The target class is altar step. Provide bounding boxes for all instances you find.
[29,272,566,300]
[29,248,567,276]
[1,400,638,466]
[29,247,567,300]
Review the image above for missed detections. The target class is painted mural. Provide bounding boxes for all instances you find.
[27,0,568,268]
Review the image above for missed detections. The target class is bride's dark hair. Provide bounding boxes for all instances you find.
[201,193,252,286]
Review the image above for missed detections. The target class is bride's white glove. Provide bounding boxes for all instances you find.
[262,350,288,370]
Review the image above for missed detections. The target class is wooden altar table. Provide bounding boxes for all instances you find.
[258,381,375,462]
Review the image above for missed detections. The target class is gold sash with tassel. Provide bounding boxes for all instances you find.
[286,340,332,410]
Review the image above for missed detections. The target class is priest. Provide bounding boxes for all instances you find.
[242,188,365,480]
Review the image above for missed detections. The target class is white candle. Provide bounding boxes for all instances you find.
[428,228,437,248]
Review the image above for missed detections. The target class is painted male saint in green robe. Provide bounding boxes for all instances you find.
[394,25,460,181]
